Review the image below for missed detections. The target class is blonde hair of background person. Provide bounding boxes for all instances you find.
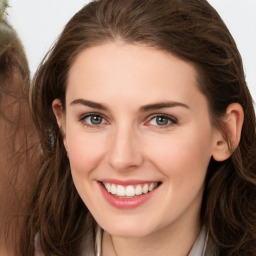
[21,0,256,255]
[0,1,38,255]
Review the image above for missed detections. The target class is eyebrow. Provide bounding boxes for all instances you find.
[139,102,190,112]
[70,98,189,111]
[70,99,108,111]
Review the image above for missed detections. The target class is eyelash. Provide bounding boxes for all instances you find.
[79,113,177,128]
[79,113,108,127]
[145,114,177,128]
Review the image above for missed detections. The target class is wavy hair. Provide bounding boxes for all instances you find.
[22,0,256,255]
[0,2,38,255]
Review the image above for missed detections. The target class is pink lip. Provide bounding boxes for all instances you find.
[98,181,160,209]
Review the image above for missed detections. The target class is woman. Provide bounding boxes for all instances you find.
[22,0,256,255]
[0,1,38,255]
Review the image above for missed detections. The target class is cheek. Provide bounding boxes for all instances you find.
[146,127,214,187]
[65,131,107,207]
[66,132,106,175]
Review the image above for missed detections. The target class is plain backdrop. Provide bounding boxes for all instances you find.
[7,0,256,102]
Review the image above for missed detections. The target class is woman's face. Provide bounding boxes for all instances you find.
[54,42,221,238]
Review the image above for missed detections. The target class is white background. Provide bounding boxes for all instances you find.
[7,0,256,102]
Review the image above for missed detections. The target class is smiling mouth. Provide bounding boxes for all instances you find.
[101,182,161,198]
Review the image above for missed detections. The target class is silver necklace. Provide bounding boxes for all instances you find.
[95,225,102,256]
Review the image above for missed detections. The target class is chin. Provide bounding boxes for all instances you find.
[109,228,152,238]
[100,217,160,238]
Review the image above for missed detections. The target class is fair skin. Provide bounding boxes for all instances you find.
[53,42,243,256]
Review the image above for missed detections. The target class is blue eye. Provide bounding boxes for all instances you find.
[81,114,107,126]
[148,115,176,126]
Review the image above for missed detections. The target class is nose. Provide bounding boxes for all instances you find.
[107,125,144,172]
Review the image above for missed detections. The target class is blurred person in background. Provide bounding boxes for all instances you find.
[0,0,38,255]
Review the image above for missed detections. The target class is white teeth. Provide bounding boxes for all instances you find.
[149,183,155,191]
[142,184,149,194]
[110,184,117,194]
[103,182,158,197]
[135,185,142,195]
[105,183,111,192]
[117,185,126,196]
[126,185,135,197]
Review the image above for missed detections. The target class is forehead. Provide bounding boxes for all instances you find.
[66,42,204,108]
[68,42,198,77]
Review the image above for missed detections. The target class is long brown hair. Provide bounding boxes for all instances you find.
[0,3,38,255]
[23,0,256,255]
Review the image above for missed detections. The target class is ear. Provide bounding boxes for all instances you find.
[52,99,68,150]
[212,103,244,162]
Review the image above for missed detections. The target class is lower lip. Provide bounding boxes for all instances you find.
[98,182,159,209]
